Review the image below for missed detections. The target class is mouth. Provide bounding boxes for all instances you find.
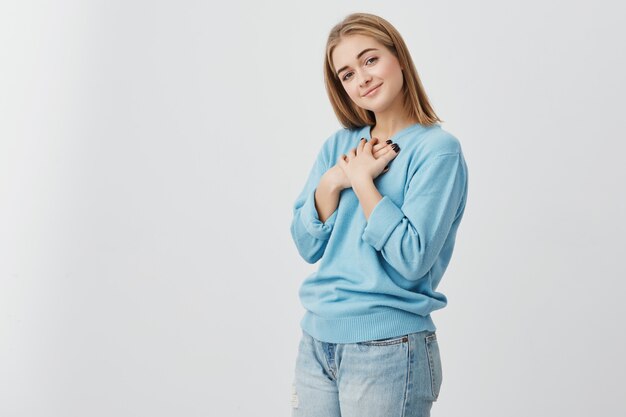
[362,83,382,97]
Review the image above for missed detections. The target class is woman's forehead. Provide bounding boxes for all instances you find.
[332,35,385,69]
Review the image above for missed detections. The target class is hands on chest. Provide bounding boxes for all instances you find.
[325,137,401,191]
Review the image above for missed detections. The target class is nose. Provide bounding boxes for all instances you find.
[356,69,372,87]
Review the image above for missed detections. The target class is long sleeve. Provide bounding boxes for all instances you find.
[361,152,467,281]
[290,142,339,264]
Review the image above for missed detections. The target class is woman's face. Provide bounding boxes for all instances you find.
[331,34,405,114]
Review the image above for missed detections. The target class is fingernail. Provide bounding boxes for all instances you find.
[392,144,400,152]
[386,140,392,144]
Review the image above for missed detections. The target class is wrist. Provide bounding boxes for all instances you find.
[351,173,373,188]
[320,173,345,193]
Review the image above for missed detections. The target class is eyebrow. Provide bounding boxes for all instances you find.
[335,48,379,76]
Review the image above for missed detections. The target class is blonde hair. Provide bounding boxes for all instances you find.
[324,12,443,129]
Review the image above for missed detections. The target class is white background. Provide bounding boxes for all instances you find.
[1,1,624,416]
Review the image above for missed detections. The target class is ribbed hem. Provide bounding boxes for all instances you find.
[300,187,337,240]
[300,309,436,344]
[361,196,405,250]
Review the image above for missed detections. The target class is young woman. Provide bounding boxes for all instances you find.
[290,12,468,417]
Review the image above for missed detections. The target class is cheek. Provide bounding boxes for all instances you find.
[344,84,360,100]
[382,67,404,93]
[381,64,401,81]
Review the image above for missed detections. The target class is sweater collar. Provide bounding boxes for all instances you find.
[362,122,426,142]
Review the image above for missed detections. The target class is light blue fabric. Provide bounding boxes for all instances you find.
[290,123,468,344]
[291,329,442,416]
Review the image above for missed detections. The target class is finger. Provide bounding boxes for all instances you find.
[363,137,374,154]
[375,143,395,159]
[372,140,393,156]
[348,148,357,159]
[382,143,400,156]
[373,141,393,158]
[377,145,400,166]
[357,138,366,154]
[372,138,389,155]
[369,138,379,154]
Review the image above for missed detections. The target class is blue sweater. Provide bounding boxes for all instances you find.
[290,122,468,343]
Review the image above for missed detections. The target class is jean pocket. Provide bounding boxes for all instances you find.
[357,334,409,346]
[425,333,443,400]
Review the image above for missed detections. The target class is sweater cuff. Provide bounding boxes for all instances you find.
[362,196,405,250]
[300,187,338,240]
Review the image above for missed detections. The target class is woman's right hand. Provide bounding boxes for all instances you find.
[324,137,394,190]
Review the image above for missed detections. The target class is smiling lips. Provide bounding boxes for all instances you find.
[363,83,382,97]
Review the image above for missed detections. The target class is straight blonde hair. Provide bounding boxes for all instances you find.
[324,13,443,129]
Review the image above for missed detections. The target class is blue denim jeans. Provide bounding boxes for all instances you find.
[291,329,442,417]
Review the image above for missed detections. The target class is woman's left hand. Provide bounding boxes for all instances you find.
[339,137,400,185]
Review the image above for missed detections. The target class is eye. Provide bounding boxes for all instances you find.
[341,57,378,82]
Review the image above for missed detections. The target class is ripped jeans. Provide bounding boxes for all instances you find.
[291,329,442,417]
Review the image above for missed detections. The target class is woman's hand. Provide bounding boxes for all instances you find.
[339,137,400,186]
[324,137,396,190]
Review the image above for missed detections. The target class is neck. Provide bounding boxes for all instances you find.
[370,116,419,140]
[369,93,418,139]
